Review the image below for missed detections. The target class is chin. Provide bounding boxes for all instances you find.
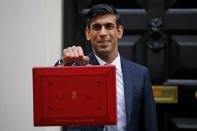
[96,50,112,57]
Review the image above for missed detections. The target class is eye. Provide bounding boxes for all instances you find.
[105,23,115,30]
[91,24,102,31]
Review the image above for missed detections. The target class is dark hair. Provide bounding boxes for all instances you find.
[86,4,121,28]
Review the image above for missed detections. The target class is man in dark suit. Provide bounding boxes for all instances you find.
[56,4,158,131]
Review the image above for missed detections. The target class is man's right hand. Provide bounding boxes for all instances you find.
[61,46,89,65]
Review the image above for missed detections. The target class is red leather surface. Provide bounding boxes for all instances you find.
[32,66,116,126]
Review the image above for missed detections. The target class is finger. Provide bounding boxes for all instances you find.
[63,55,89,62]
[63,49,68,57]
[82,56,89,66]
[67,47,74,57]
[63,48,76,62]
[82,56,89,62]
[73,56,88,62]
[62,49,70,63]
[77,46,84,56]
[63,56,71,63]
[71,46,79,58]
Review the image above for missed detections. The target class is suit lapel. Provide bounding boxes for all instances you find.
[121,56,134,128]
[88,52,100,65]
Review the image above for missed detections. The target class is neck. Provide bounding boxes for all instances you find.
[96,51,118,64]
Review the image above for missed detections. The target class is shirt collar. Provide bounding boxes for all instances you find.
[94,53,122,72]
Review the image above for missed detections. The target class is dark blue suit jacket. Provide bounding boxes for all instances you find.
[59,52,158,131]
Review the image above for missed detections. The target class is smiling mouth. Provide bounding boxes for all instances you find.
[98,40,110,45]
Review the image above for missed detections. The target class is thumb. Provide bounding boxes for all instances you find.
[82,56,89,62]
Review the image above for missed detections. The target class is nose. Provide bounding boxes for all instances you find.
[99,26,107,37]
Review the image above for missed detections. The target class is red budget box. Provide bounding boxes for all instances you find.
[32,66,116,126]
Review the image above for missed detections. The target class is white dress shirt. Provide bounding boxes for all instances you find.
[95,54,126,131]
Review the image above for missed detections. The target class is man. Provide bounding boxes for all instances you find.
[56,4,158,131]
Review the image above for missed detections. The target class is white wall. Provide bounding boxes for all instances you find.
[0,0,62,131]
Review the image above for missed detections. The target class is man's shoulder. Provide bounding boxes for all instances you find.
[120,56,148,73]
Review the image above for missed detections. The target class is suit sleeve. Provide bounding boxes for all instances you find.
[143,68,158,131]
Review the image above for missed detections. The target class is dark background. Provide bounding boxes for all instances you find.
[62,0,197,130]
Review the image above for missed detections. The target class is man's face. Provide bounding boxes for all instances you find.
[85,14,123,58]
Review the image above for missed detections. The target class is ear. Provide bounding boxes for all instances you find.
[117,26,124,39]
[85,27,91,40]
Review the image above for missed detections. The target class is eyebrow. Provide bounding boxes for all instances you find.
[91,22,115,26]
